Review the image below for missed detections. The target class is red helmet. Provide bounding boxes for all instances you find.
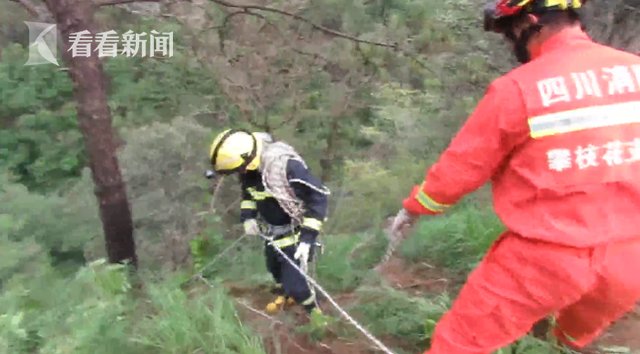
[484,0,586,33]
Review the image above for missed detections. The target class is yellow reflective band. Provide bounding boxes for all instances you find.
[415,183,450,213]
[528,101,640,139]
[545,0,568,9]
[302,217,323,231]
[240,200,257,210]
[301,294,316,306]
[271,233,300,249]
[247,187,273,201]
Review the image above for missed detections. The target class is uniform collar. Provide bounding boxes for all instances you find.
[530,26,592,60]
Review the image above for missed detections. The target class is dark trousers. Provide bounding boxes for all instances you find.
[264,241,315,310]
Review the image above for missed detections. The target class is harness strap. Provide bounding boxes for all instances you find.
[270,233,300,248]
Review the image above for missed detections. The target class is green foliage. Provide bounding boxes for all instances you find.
[0,45,82,190]
[0,106,85,190]
[132,281,266,354]
[0,170,100,268]
[116,117,212,270]
[0,44,74,119]
[0,258,135,354]
[4,1,634,353]
[400,201,505,272]
[105,52,224,128]
[0,257,265,354]
[316,231,387,292]
[350,286,450,351]
[498,335,584,354]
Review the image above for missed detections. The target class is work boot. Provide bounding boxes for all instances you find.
[265,295,286,314]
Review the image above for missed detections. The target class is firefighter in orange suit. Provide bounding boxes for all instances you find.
[391,1,640,353]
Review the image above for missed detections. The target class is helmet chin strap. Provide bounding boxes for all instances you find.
[508,23,541,64]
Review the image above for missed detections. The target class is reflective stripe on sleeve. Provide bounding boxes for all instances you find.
[415,183,450,213]
[302,217,323,231]
[241,200,257,210]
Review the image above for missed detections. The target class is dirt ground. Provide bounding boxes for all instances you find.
[225,256,640,354]
[595,307,640,353]
[377,257,640,354]
[229,282,380,354]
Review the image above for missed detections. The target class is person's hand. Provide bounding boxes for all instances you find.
[294,242,312,264]
[390,208,419,236]
[243,219,260,236]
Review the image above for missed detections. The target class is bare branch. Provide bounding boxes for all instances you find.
[216,9,267,54]
[94,0,159,6]
[13,0,162,18]
[10,0,51,20]
[208,0,398,49]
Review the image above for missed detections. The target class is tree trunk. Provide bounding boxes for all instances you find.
[320,114,340,182]
[43,0,137,267]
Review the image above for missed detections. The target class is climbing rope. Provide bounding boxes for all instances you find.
[188,234,247,281]
[195,173,394,353]
[374,228,407,271]
[259,233,397,354]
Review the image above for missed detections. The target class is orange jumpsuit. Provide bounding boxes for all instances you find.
[403,26,640,353]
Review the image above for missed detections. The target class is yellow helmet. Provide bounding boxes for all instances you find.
[209,129,263,174]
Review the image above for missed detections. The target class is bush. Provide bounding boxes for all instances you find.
[132,280,266,354]
[116,116,213,270]
[0,170,100,269]
[350,285,450,352]
[316,231,388,293]
[400,201,505,272]
[0,257,266,354]
[0,259,135,354]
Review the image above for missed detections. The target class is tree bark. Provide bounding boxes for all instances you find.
[43,0,137,267]
[320,114,340,182]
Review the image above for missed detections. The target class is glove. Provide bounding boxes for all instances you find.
[389,208,419,237]
[294,242,312,264]
[243,219,260,236]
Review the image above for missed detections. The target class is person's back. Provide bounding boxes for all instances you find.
[493,26,640,246]
[390,1,640,353]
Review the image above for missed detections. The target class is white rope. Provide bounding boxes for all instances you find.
[258,233,396,354]
[189,234,248,280]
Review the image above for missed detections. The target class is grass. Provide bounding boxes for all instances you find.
[349,285,451,352]
[0,258,266,354]
[0,199,609,354]
[399,200,505,272]
[132,281,266,354]
[315,230,388,292]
